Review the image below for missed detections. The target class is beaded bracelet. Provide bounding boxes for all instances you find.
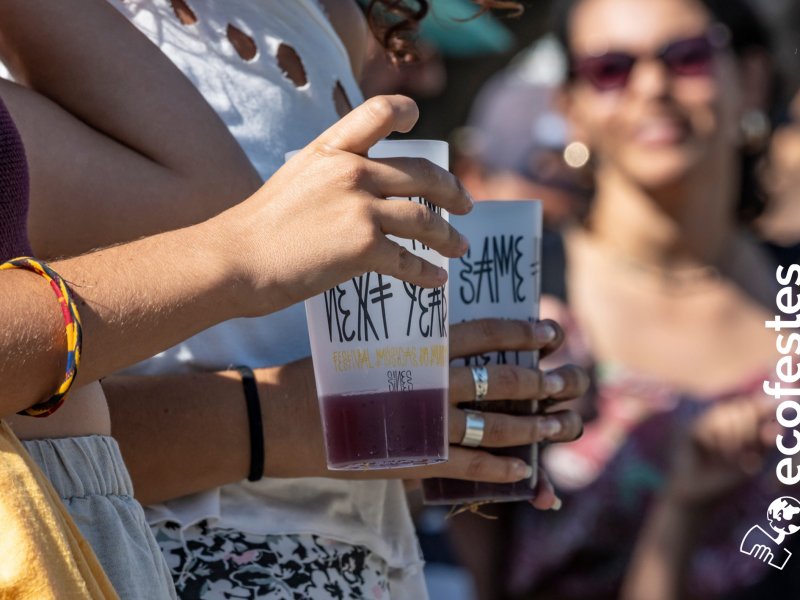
[1,257,82,417]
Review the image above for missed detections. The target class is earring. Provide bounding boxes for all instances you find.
[740,109,771,153]
[564,141,591,168]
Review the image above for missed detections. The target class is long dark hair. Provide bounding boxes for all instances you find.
[552,0,774,223]
[366,0,523,63]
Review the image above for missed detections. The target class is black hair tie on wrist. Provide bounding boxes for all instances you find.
[235,366,264,482]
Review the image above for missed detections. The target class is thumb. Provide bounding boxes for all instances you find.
[313,95,419,156]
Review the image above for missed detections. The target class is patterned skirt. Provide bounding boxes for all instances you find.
[153,520,391,599]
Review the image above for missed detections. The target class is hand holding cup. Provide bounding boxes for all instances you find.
[221,95,472,318]
[399,319,585,509]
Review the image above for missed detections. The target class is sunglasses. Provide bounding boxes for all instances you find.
[572,30,728,92]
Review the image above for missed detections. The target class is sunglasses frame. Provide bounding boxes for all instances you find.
[570,24,731,92]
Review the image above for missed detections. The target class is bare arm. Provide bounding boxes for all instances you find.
[621,495,701,600]
[621,398,777,600]
[0,0,262,257]
[104,362,318,506]
[104,320,587,506]
[0,94,472,418]
[0,216,239,418]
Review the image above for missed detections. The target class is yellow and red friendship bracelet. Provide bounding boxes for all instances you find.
[1,257,82,417]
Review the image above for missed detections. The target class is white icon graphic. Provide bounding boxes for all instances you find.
[740,496,800,570]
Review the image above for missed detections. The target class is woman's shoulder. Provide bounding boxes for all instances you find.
[316,0,368,79]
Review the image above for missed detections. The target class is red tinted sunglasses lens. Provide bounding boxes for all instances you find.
[662,36,714,76]
[578,53,635,91]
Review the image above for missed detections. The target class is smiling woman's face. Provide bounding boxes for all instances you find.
[564,0,743,191]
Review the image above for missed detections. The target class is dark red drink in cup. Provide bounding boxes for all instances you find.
[423,200,542,503]
[321,388,447,469]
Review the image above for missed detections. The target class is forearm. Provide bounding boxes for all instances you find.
[621,495,703,600]
[104,371,251,506]
[104,349,582,506]
[105,356,460,506]
[0,0,261,257]
[0,216,244,416]
[104,361,328,505]
[0,94,472,417]
[0,269,67,415]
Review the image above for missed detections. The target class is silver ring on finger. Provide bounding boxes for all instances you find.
[461,409,486,448]
[471,366,489,402]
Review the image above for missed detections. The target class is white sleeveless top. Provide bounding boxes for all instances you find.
[109,0,425,596]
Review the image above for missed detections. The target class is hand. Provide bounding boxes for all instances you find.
[218,95,473,317]
[261,319,589,512]
[421,318,587,509]
[666,396,778,510]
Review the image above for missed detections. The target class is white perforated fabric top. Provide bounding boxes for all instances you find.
[109,0,426,596]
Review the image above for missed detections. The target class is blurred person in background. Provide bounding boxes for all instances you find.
[448,0,794,599]
[453,68,593,230]
[757,91,800,264]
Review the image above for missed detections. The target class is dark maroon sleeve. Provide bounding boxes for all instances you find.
[0,95,32,261]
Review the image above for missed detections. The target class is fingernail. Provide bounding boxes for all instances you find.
[459,234,470,254]
[543,373,565,396]
[466,191,475,209]
[551,496,563,511]
[516,463,534,480]
[533,322,558,344]
[540,416,563,437]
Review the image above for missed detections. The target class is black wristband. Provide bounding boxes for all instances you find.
[235,366,264,482]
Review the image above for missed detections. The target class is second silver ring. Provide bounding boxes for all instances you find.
[471,366,489,402]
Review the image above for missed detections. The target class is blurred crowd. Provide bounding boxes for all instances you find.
[392,0,800,599]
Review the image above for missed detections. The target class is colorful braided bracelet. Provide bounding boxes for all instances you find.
[1,257,82,417]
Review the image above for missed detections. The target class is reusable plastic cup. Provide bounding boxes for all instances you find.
[298,140,450,470]
[423,200,543,503]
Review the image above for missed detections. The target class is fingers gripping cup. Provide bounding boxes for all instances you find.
[301,140,450,470]
[423,200,543,503]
